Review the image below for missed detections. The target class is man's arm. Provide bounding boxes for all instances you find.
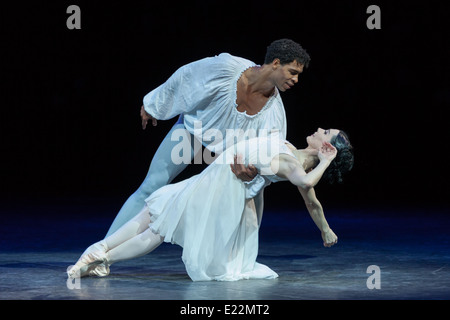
[142,56,221,123]
[230,154,258,182]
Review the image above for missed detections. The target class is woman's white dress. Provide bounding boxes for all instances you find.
[145,135,295,281]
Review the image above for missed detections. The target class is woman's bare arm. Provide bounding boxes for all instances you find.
[272,141,337,189]
[297,187,338,247]
[272,142,338,247]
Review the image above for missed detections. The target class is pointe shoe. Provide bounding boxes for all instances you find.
[80,240,108,259]
[67,250,109,278]
[68,241,109,278]
[89,263,110,277]
[68,261,110,278]
[67,265,81,279]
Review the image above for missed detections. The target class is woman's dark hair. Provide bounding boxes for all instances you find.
[264,38,311,67]
[322,131,354,185]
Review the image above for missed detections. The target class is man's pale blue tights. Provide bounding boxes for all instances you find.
[105,121,194,237]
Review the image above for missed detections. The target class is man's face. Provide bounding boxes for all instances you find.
[272,60,304,92]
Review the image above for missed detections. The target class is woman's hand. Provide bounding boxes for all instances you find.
[321,228,338,247]
[318,141,337,163]
[141,105,158,129]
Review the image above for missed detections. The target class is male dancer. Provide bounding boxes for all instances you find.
[107,39,310,236]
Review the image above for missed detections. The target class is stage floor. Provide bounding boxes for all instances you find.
[0,200,449,300]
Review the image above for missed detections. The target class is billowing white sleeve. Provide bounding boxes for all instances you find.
[143,57,217,120]
[245,175,271,199]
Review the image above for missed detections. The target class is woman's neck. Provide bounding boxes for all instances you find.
[292,148,319,172]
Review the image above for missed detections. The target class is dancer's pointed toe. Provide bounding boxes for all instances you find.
[68,240,110,278]
[67,265,81,279]
[89,263,110,277]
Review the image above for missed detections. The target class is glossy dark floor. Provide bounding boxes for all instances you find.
[1,200,449,300]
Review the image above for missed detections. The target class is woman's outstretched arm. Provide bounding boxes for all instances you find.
[272,142,338,247]
[297,187,338,247]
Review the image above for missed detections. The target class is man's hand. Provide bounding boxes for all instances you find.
[140,105,157,129]
[230,154,258,182]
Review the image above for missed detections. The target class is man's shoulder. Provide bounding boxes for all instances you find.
[215,52,256,67]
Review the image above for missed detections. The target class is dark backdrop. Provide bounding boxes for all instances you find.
[2,0,449,213]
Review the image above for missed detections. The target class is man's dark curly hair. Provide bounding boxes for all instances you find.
[322,131,354,185]
[264,39,311,67]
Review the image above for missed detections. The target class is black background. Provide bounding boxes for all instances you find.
[2,0,449,214]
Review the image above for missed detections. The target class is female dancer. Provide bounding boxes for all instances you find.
[68,128,353,281]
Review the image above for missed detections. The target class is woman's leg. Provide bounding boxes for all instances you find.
[69,206,161,277]
[104,205,152,250]
[106,228,164,264]
[105,120,194,237]
[104,205,164,263]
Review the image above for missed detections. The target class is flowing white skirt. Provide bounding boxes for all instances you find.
[145,163,278,281]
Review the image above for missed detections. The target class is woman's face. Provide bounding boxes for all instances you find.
[307,128,340,149]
